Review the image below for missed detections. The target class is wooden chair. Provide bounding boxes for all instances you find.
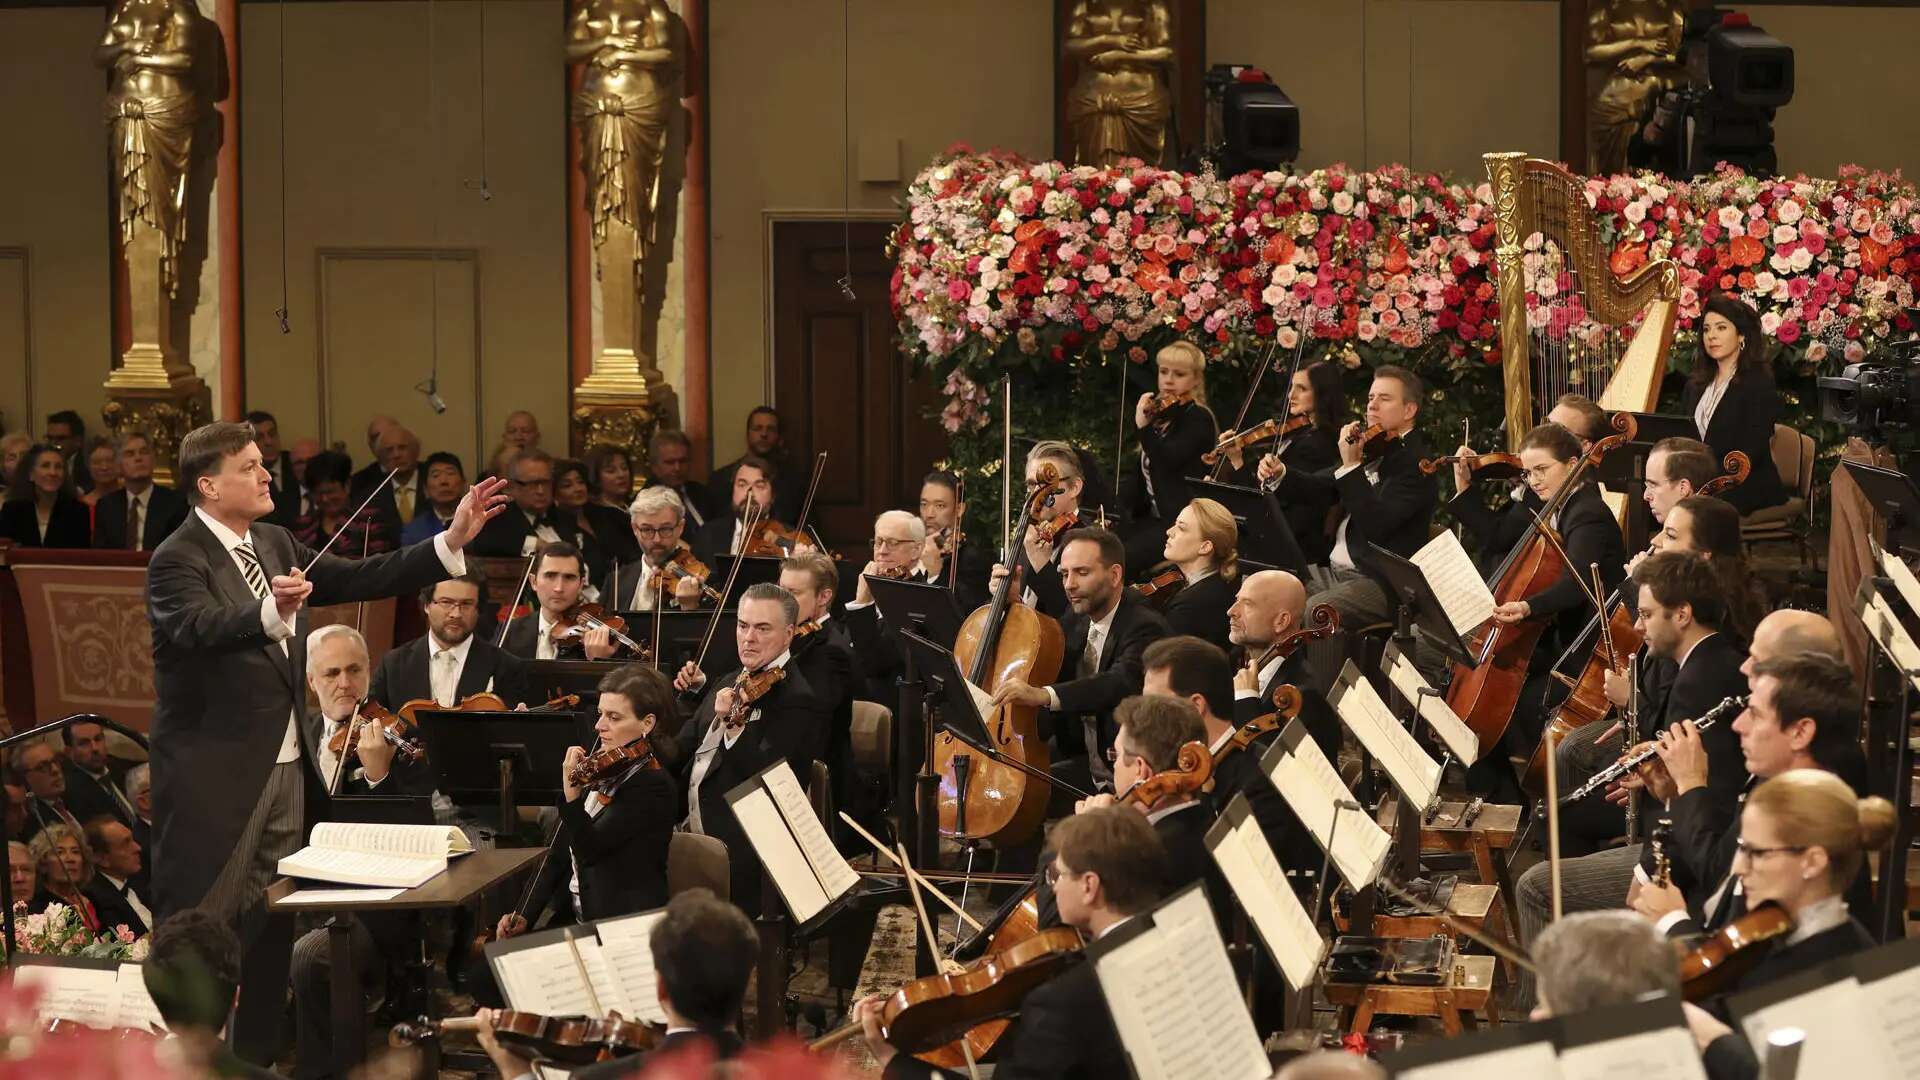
[1741,424,1817,567]
[850,700,893,775]
[667,831,729,901]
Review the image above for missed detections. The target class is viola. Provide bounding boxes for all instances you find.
[566,734,662,790]
[1442,412,1638,752]
[1131,568,1184,607]
[657,548,723,605]
[1346,423,1402,463]
[394,691,581,727]
[550,602,649,659]
[870,561,918,582]
[717,666,786,729]
[1141,390,1195,429]
[1680,902,1793,1002]
[1700,450,1751,498]
[941,464,1067,848]
[1419,451,1525,480]
[327,699,426,764]
[1029,510,1079,547]
[1210,685,1305,767]
[393,1010,658,1067]
[1200,414,1309,467]
[1244,603,1341,675]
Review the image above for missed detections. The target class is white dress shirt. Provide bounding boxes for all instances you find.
[429,635,475,706]
[1694,374,1732,438]
[99,872,152,932]
[1327,459,1383,572]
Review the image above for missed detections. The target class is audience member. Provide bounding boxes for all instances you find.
[350,414,399,492]
[17,741,83,836]
[285,436,323,521]
[61,719,135,828]
[42,410,86,487]
[0,432,31,501]
[79,435,121,507]
[646,429,708,529]
[82,815,150,934]
[125,763,153,853]
[246,410,296,497]
[0,442,90,547]
[92,431,188,550]
[357,424,424,535]
[7,840,37,914]
[28,822,102,931]
[400,451,469,544]
[585,443,635,510]
[556,456,634,570]
[471,449,597,565]
[294,450,393,557]
[706,407,800,523]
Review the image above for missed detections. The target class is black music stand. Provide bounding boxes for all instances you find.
[521,658,617,705]
[1610,411,1698,552]
[866,575,967,649]
[414,709,585,836]
[1857,563,1920,942]
[708,555,786,601]
[613,607,741,680]
[1190,477,1308,577]
[1844,460,1920,557]
[328,795,437,827]
[867,576,970,894]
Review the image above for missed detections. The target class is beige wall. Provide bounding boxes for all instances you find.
[0,8,112,440]
[239,0,567,470]
[1757,7,1920,177]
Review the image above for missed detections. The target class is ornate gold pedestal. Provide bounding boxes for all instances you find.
[571,337,660,472]
[104,224,209,487]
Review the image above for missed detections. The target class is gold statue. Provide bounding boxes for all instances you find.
[1062,0,1175,168]
[99,0,198,301]
[1585,0,1686,175]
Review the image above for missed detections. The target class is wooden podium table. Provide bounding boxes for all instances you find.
[267,847,546,1076]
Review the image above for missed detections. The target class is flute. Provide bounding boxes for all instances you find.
[1560,695,1748,804]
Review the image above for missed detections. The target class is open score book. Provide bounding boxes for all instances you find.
[276,822,473,888]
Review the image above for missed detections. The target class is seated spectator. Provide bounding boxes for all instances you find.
[142,910,281,1079]
[124,763,153,853]
[7,840,37,914]
[28,822,102,931]
[645,429,708,529]
[558,457,637,569]
[294,450,393,557]
[91,431,188,550]
[0,443,90,547]
[0,432,30,502]
[400,451,469,545]
[42,411,86,488]
[79,435,120,508]
[585,443,635,511]
[17,741,82,837]
[82,816,150,934]
[61,718,135,827]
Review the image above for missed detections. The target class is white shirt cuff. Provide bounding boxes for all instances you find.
[1655,909,1690,936]
[1334,462,1363,479]
[260,596,295,641]
[1234,688,1259,700]
[1045,686,1061,711]
[432,532,466,575]
[1633,864,1651,886]
[845,600,875,611]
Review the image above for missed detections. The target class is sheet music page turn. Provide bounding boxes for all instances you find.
[1410,529,1498,637]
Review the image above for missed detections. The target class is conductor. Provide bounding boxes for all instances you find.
[143,420,507,1061]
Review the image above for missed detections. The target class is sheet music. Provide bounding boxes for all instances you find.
[492,940,598,1016]
[9,965,121,1029]
[964,679,997,722]
[1860,589,1920,694]
[763,763,861,900]
[1384,642,1480,765]
[1878,543,1920,620]
[275,886,408,905]
[1859,946,1920,1075]
[1410,528,1498,637]
[114,964,167,1033]
[1397,1041,1563,1080]
[1331,660,1442,813]
[731,784,832,922]
[1263,726,1390,889]
[275,845,445,889]
[1206,803,1325,992]
[1735,976,1898,1075]
[1556,1029,1708,1080]
[593,911,669,1026]
[307,821,470,857]
[1093,887,1270,1080]
[567,933,627,1018]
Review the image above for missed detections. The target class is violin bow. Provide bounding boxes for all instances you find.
[791,451,829,546]
[494,550,540,650]
[691,500,763,673]
[1113,352,1129,491]
[300,467,400,575]
[1208,334,1287,482]
[948,473,964,596]
[1000,379,1013,555]
[1376,878,1537,973]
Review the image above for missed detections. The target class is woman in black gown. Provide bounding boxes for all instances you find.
[1681,292,1788,514]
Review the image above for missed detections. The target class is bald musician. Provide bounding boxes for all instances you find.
[1226,570,1340,762]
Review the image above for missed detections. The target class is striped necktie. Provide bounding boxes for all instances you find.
[234,541,270,599]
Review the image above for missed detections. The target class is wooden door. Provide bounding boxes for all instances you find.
[770,219,945,552]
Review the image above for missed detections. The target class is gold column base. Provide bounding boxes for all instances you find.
[572,351,661,469]
[101,376,212,489]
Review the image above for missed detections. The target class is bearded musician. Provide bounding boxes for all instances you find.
[601,485,707,612]
[692,454,778,559]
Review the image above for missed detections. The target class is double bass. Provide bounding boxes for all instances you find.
[1442,413,1637,752]
[938,466,1068,847]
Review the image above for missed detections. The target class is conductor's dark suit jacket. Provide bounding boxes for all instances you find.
[144,510,454,916]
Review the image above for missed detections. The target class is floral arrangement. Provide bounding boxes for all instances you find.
[893,148,1918,513]
[8,903,149,962]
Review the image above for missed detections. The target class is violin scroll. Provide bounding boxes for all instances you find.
[1270,684,1303,717]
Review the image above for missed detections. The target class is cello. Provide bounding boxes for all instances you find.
[1442,413,1638,752]
[938,466,1068,847]
[1519,449,1751,797]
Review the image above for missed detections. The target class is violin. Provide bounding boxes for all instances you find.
[1200,414,1309,467]
[327,699,426,764]
[1680,902,1793,1002]
[743,451,831,558]
[393,1010,658,1067]
[717,667,787,730]
[550,602,649,659]
[394,691,581,727]
[1346,423,1402,463]
[1141,390,1195,429]
[1246,603,1341,673]
[657,548,723,605]
[1029,509,1080,547]
[566,735,662,791]
[1130,568,1184,607]
[1419,451,1525,481]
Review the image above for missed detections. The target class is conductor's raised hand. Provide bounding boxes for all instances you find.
[440,476,512,551]
[269,570,312,624]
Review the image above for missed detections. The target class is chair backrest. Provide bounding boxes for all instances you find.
[667,831,729,901]
[850,700,893,774]
[809,758,832,826]
[1771,424,1815,499]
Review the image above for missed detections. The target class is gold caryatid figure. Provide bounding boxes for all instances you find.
[99,0,198,303]
[1585,0,1686,175]
[1062,0,1175,168]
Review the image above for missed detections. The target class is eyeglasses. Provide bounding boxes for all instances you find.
[428,599,478,612]
[1043,861,1073,887]
[1733,839,1806,861]
[633,525,678,539]
[872,537,919,549]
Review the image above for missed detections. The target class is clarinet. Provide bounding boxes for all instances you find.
[1623,654,1641,843]
[1561,695,1748,804]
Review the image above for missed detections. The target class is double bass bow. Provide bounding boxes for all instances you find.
[1441,413,1638,754]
